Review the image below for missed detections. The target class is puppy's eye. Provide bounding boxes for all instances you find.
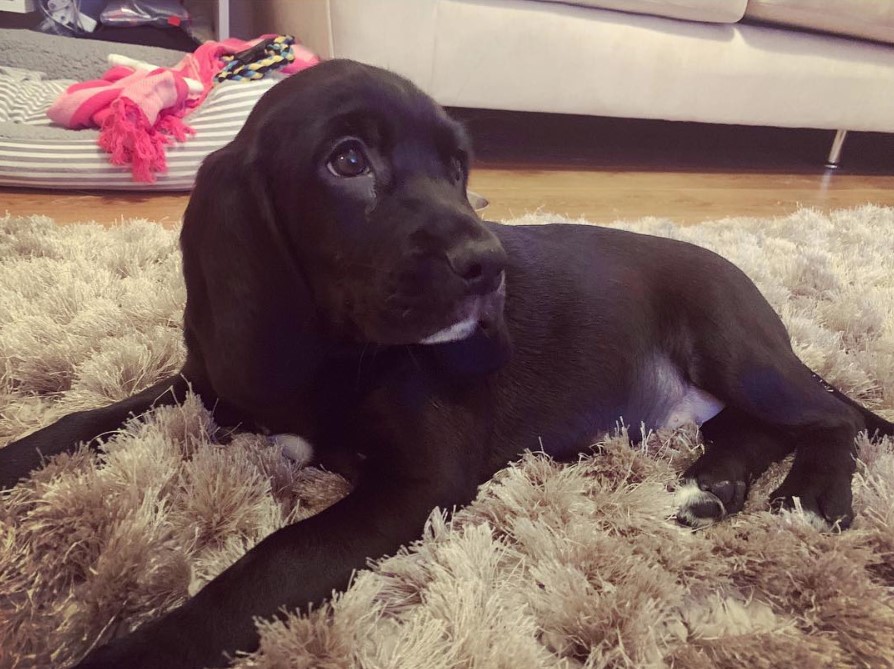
[327,142,370,178]
[449,155,465,183]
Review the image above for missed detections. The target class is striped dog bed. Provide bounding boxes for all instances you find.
[0,64,280,191]
[0,32,490,209]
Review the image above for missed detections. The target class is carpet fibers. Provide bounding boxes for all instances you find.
[1,208,893,669]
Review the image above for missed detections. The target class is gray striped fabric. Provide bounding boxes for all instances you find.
[0,68,281,191]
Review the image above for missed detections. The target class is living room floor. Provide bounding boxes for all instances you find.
[2,111,893,227]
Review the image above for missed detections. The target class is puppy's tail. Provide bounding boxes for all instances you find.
[0,374,191,490]
[811,370,894,439]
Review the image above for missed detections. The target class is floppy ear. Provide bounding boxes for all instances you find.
[180,146,326,424]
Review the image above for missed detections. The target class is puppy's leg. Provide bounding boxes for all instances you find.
[691,345,864,528]
[73,460,479,669]
[0,375,190,489]
[70,372,486,669]
[676,407,792,528]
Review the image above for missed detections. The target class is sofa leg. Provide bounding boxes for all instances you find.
[825,129,848,169]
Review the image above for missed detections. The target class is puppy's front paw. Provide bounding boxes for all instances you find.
[72,630,202,669]
[674,477,746,528]
[72,642,158,669]
[0,435,39,490]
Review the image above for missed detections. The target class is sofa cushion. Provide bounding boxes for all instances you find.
[745,0,894,46]
[534,0,747,23]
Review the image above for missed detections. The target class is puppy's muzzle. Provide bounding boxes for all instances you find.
[416,236,508,345]
[420,271,506,345]
[445,238,507,296]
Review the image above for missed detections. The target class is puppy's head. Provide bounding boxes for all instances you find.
[232,60,509,355]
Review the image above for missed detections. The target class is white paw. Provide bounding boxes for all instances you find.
[802,509,834,532]
[269,433,314,467]
[675,479,726,529]
[782,498,836,532]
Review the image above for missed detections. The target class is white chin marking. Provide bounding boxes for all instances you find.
[419,317,479,345]
[675,480,725,529]
[270,433,314,467]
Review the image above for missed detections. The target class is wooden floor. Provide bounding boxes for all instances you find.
[2,111,893,227]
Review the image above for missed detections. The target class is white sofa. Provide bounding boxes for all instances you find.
[252,0,894,163]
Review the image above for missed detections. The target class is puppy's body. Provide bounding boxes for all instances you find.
[1,60,891,669]
[487,222,732,463]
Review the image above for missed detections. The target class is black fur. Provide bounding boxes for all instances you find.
[1,60,890,669]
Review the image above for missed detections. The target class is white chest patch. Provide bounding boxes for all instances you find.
[650,355,725,429]
[662,385,726,429]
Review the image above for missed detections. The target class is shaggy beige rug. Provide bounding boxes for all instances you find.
[1,207,893,669]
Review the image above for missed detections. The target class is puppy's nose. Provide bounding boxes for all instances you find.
[446,241,507,295]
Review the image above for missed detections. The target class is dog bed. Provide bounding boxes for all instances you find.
[0,29,280,191]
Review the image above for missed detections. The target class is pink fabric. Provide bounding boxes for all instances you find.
[49,66,149,129]
[47,36,321,183]
[49,67,192,182]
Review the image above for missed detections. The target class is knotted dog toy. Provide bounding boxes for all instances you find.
[215,35,297,84]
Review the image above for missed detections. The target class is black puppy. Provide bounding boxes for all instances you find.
[1,60,891,669]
